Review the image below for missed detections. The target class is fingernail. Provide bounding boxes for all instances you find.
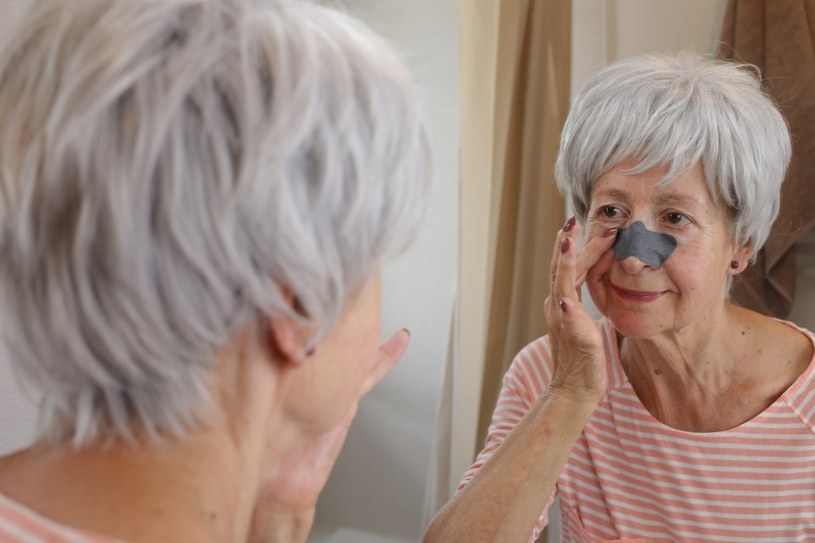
[563,216,576,232]
[559,298,568,312]
[602,228,619,238]
[561,237,570,254]
[402,327,411,337]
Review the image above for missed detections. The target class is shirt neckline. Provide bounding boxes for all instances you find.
[601,317,815,437]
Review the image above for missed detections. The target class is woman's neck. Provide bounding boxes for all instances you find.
[621,304,737,387]
[618,303,765,431]
[0,332,295,542]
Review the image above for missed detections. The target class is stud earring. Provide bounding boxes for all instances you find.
[730,260,740,270]
[305,347,316,357]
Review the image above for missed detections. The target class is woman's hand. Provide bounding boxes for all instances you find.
[544,217,617,403]
[248,329,410,543]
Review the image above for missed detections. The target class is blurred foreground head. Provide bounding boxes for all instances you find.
[0,0,431,446]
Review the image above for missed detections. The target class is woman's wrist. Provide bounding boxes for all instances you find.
[545,383,604,408]
[248,504,316,543]
[537,386,602,433]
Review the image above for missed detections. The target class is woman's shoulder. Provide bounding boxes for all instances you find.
[0,487,124,543]
[744,309,814,368]
[737,308,815,404]
[0,449,129,543]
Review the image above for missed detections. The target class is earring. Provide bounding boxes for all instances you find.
[730,260,740,270]
[305,347,316,357]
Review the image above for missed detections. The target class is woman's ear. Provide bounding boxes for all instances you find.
[728,243,752,276]
[267,318,311,367]
[265,286,312,367]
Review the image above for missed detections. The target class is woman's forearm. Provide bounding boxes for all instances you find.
[424,390,597,543]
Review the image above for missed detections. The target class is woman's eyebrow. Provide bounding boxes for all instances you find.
[594,189,705,206]
[593,188,630,202]
[654,193,702,207]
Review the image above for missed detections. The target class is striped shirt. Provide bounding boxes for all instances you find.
[460,318,815,543]
[0,492,123,543]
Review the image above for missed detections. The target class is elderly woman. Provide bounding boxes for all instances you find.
[426,53,815,542]
[0,0,430,542]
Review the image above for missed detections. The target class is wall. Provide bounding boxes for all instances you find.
[573,0,728,98]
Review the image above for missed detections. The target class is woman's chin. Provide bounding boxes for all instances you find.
[606,309,668,338]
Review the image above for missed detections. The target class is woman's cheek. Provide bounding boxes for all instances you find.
[586,273,607,314]
[585,250,613,307]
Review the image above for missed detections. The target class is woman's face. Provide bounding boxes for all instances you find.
[585,160,741,338]
[282,272,383,436]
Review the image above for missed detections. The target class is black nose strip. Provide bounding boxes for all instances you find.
[612,221,677,267]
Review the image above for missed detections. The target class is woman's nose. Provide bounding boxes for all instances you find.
[618,255,652,275]
[612,220,676,270]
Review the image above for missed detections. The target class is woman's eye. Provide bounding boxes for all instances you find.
[600,206,623,219]
[663,211,691,226]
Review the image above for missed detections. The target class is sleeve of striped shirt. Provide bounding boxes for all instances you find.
[457,335,557,542]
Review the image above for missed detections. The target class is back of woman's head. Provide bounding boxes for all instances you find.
[0,0,431,446]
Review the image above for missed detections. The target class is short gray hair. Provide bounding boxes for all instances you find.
[0,0,431,446]
[555,52,791,258]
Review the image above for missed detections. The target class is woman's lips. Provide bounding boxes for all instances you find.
[611,284,667,302]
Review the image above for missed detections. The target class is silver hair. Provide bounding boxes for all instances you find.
[555,52,791,259]
[0,0,431,446]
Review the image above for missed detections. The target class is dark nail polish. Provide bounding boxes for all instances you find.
[602,228,619,238]
[561,237,570,253]
[563,216,576,232]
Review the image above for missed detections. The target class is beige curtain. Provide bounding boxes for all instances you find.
[453,2,570,539]
[470,0,571,450]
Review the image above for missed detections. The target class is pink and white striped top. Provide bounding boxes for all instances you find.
[460,318,815,543]
[0,491,123,543]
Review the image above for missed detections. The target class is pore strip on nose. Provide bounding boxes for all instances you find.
[612,221,677,267]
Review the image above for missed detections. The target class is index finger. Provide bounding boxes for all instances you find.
[575,228,618,287]
[550,216,579,288]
